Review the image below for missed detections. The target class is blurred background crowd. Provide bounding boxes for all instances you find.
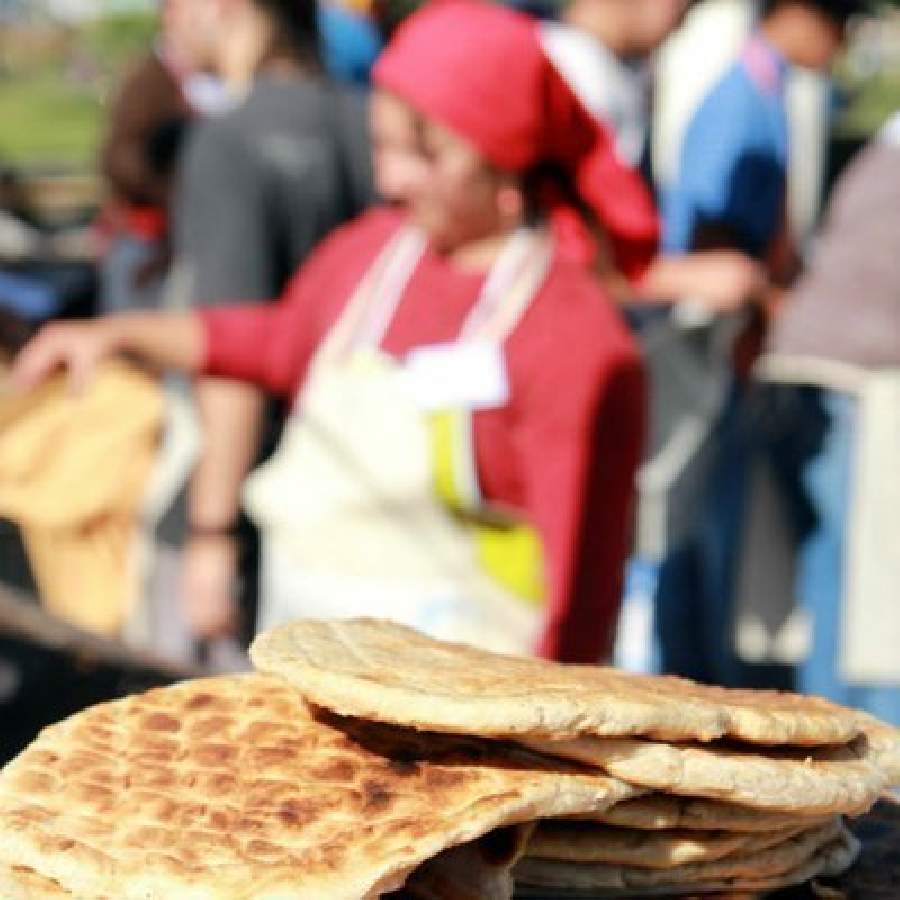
[1,0,899,763]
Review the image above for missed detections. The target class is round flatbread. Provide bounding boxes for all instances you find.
[0,674,636,900]
[251,618,863,746]
[522,727,894,815]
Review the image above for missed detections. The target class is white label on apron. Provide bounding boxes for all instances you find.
[404,341,509,412]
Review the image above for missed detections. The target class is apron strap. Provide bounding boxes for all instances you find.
[312,226,428,373]
[461,228,553,344]
[314,224,553,377]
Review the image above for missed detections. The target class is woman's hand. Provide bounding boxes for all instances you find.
[11,312,204,394]
[678,251,768,312]
[634,251,768,312]
[11,319,120,395]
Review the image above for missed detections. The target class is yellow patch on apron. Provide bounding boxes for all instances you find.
[428,408,544,607]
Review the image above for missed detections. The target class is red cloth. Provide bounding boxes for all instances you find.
[372,0,658,281]
[200,208,645,663]
[95,204,168,244]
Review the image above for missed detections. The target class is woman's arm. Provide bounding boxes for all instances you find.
[182,378,265,639]
[621,251,766,310]
[11,312,205,395]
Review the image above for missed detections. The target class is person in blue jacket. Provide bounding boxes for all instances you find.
[655,0,862,688]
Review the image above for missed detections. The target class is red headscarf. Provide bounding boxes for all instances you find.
[373,0,659,280]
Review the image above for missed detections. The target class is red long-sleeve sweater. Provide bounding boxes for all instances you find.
[199,208,645,663]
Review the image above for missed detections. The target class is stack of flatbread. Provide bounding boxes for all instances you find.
[1,617,898,898]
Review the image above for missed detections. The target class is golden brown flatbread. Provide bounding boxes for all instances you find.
[250,618,863,745]
[0,674,636,900]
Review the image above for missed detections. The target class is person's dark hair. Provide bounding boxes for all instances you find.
[371,0,423,40]
[255,0,320,65]
[760,0,867,27]
[0,308,32,356]
[147,116,191,179]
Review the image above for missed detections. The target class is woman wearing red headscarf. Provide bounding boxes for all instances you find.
[12,0,654,663]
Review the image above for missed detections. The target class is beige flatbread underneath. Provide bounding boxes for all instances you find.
[514,825,860,896]
[519,819,841,887]
[522,730,890,815]
[526,819,813,867]
[250,618,863,745]
[580,793,829,832]
[0,674,636,900]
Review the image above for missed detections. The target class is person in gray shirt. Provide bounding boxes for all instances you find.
[757,116,900,723]
[177,51,372,305]
[164,0,373,655]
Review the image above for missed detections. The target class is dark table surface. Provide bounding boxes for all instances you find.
[0,581,202,766]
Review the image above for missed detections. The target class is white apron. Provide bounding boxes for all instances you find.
[243,226,553,655]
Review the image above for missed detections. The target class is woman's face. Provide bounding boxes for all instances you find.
[370,91,430,208]
[371,90,519,252]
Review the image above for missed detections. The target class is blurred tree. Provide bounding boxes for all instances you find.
[0,9,154,168]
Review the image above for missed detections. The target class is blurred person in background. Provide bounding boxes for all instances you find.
[758,113,900,724]
[541,0,767,318]
[162,0,373,661]
[542,0,678,173]
[98,0,218,315]
[318,0,382,86]
[13,0,652,664]
[663,0,859,272]
[654,0,861,687]
[539,0,769,677]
